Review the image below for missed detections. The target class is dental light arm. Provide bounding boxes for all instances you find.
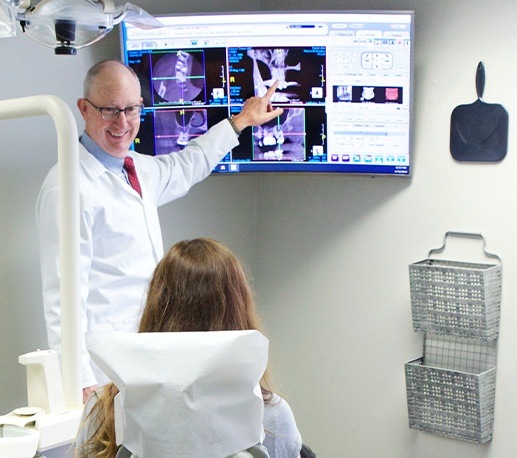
[0,95,82,410]
[0,0,163,54]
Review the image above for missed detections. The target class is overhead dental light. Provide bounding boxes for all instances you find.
[0,0,16,36]
[0,0,162,55]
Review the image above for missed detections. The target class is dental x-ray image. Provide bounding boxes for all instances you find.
[153,109,208,155]
[151,50,206,105]
[230,46,326,104]
[248,48,300,101]
[253,108,305,161]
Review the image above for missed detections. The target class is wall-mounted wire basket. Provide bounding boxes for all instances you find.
[409,233,502,341]
[405,232,501,444]
[405,335,497,443]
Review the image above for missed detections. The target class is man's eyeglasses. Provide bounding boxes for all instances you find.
[85,98,143,121]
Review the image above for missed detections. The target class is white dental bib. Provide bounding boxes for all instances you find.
[86,330,268,458]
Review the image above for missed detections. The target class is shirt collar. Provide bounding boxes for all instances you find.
[79,131,125,175]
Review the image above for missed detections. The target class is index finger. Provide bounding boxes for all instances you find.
[263,80,280,101]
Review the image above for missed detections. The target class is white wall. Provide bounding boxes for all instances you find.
[2,0,517,457]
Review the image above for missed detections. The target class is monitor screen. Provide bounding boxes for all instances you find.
[121,11,414,176]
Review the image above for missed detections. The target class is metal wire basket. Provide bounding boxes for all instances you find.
[409,232,502,341]
[405,335,497,443]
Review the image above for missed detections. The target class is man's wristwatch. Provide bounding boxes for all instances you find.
[228,115,241,136]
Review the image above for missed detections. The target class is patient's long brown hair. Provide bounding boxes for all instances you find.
[76,238,273,457]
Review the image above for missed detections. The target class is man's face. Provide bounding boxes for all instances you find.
[78,65,143,158]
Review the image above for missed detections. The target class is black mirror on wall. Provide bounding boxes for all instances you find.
[450,61,508,162]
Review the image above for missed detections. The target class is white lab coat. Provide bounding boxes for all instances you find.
[37,119,239,387]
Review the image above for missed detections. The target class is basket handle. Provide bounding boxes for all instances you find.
[428,231,501,263]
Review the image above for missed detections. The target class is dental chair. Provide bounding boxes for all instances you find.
[86,330,270,458]
[300,443,316,457]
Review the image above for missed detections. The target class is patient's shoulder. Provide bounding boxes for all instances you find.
[263,393,302,457]
[264,393,295,419]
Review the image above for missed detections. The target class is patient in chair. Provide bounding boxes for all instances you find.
[74,238,302,458]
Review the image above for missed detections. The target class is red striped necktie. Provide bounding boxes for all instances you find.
[123,156,142,197]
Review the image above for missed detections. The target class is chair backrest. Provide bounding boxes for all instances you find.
[300,443,316,457]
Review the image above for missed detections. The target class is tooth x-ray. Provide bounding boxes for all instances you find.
[247,48,301,101]
[233,46,325,104]
[153,109,208,155]
[253,108,305,161]
[151,51,206,104]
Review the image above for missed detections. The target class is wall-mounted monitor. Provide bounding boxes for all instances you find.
[121,11,414,176]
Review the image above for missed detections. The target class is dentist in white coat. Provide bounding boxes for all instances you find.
[37,60,283,403]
